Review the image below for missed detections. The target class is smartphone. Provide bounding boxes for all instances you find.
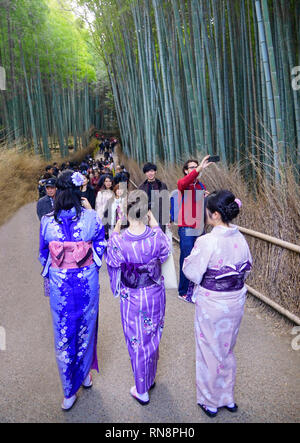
[208,155,220,163]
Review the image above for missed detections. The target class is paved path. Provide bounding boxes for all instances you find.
[0,203,299,423]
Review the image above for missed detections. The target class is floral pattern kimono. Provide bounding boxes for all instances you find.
[183,225,252,409]
[106,226,171,394]
[39,208,106,398]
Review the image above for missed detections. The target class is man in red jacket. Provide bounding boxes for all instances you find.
[177,155,211,302]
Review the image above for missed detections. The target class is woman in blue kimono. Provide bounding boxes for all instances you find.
[39,170,106,411]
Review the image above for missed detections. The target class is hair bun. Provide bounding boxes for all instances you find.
[222,201,239,222]
[56,169,76,190]
[206,190,240,223]
[56,182,73,191]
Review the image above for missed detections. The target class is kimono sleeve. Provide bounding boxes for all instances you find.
[153,227,171,264]
[106,232,125,266]
[106,232,125,297]
[92,212,107,268]
[95,191,104,218]
[39,217,52,276]
[182,234,214,285]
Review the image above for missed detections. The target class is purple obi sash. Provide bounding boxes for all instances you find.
[121,258,161,289]
[49,240,93,269]
[200,261,252,292]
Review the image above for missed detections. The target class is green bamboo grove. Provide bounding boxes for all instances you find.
[80,0,299,181]
[0,0,116,159]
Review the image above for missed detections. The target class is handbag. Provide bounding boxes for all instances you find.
[161,228,178,290]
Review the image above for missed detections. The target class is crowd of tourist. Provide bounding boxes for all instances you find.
[36,139,252,419]
[37,138,130,226]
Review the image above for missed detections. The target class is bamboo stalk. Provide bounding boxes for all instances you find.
[255,0,280,183]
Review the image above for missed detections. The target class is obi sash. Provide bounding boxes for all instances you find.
[49,240,93,269]
[200,261,252,292]
[121,258,162,289]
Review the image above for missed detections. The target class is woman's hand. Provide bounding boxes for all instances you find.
[147,210,159,228]
[81,197,92,210]
[113,218,122,233]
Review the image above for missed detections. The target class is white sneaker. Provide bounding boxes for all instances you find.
[130,386,149,405]
[82,372,93,389]
[61,395,77,411]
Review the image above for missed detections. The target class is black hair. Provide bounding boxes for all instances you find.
[98,173,113,189]
[113,172,129,186]
[143,162,157,174]
[206,190,239,224]
[127,190,148,221]
[42,172,52,180]
[53,170,83,223]
[182,159,199,175]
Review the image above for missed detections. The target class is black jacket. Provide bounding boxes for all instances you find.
[139,178,168,231]
[80,185,96,209]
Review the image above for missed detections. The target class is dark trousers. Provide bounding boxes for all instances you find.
[178,226,199,296]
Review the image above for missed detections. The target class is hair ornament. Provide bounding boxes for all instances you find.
[71,171,85,187]
[234,198,242,208]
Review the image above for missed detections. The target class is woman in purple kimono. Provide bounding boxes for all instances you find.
[106,199,171,405]
[39,170,106,411]
[183,190,252,418]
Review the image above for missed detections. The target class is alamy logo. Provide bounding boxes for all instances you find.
[0,66,6,90]
[0,326,6,351]
[291,326,300,351]
[100,184,205,236]
[291,66,300,91]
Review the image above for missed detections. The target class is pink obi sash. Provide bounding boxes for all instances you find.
[49,241,93,269]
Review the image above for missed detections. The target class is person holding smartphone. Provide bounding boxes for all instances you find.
[177,155,212,303]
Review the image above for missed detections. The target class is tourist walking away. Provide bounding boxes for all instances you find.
[106,200,171,405]
[39,170,107,411]
[182,190,252,418]
[139,162,168,232]
[36,178,57,220]
[177,155,212,303]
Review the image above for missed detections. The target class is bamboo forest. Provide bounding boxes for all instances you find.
[1,0,299,181]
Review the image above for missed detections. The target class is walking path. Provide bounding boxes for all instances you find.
[0,203,299,423]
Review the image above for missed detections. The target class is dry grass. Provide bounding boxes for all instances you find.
[116,146,300,318]
[0,139,98,226]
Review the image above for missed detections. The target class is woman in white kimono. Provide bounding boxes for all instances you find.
[183,190,252,418]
